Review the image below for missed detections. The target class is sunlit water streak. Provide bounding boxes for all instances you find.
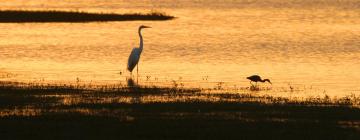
[0,0,360,97]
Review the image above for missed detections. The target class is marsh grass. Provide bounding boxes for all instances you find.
[0,81,360,140]
[0,10,175,23]
[0,81,199,94]
[1,81,359,106]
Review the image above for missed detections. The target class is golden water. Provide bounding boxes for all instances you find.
[0,0,360,97]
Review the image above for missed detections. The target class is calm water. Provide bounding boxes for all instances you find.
[0,0,360,97]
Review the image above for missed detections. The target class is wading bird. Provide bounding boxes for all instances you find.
[127,25,151,75]
[247,75,272,86]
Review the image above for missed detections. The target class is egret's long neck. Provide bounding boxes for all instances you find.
[261,79,270,83]
[138,28,143,53]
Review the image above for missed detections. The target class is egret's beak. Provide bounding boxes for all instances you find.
[143,26,151,28]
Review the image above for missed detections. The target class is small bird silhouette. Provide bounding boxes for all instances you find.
[247,75,272,87]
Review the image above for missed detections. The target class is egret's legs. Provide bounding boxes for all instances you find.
[136,65,139,83]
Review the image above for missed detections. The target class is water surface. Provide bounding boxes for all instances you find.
[0,0,360,97]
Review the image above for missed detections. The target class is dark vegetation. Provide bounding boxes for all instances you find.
[0,10,175,23]
[0,81,359,140]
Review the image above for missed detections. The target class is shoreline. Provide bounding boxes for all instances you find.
[0,80,358,106]
[0,81,360,139]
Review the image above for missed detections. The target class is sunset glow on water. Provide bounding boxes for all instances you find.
[2,1,360,139]
[0,0,360,97]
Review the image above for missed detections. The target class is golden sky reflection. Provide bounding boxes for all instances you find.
[0,0,359,97]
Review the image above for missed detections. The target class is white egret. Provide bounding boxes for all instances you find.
[127,25,151,75]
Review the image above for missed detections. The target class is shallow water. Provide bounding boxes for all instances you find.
[0,0,360,97]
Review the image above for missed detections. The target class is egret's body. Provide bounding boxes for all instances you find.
[127,48,141,72]
[127,25,151,75]
[247,75,272,86]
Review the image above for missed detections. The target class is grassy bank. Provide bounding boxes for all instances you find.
[0,81,359,140]
[0,10,175,23]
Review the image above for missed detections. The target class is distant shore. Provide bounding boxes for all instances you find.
[0,10,175,23]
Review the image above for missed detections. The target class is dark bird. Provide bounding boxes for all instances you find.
[247,75,272,86]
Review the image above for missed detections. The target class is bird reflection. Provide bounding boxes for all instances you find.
[126,77,141,103]
[127,77,138,88]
